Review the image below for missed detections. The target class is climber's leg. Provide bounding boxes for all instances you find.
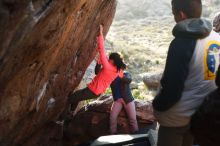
[124,101,139,133]
[60,87,98,121]
[68,87,98,112]
[61,87,99,135]
[110,99,123,134]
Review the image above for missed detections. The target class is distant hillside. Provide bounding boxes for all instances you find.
[115,0,220,21]
[105,0,220,100]
[115,0,171,21]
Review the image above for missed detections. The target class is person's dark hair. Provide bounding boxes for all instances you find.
[109,52,126,71]
[216,66,220,87]
[172,0,202,18]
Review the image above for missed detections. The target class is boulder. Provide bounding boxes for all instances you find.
[64,95,156,145]
[143,72,162,89]
[0,0,116,145]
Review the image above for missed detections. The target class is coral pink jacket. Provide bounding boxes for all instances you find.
[88,35,121,95]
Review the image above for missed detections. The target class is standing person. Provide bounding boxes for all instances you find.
[95,60,138,134]
[152,0,220,146]
[110,72,138,134]
[190,12,220,146]
[191,66,220,146]
[213,12,220,33]
[65,25,126,114]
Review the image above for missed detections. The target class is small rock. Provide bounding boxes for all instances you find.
[130,82,139,89]
[143,72,162,89]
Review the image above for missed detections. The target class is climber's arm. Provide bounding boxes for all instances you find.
[153,38,196,112]
[95,62,102,75]
[97,25,109,68]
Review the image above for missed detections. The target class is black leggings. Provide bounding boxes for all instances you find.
[61,87,99,120]
[61,87,99,119]
[68,87,99,112]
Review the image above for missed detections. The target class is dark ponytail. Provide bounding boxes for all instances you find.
[109,52,126,72]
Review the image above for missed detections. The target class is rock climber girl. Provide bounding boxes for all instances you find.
[65,25,126,114]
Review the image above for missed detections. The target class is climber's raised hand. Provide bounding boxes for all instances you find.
[99,25,103,36]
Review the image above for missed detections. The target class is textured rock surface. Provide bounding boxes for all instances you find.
[0,0,117,145]
[64,95,156,145]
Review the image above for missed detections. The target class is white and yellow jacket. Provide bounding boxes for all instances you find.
[153,18,220,127]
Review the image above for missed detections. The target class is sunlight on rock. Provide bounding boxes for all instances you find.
[96,135,133,143]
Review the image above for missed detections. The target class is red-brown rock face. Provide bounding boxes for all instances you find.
[0,0,116,145]
[64,96,156,145]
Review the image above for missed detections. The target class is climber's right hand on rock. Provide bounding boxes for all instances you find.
[99,25,103,35]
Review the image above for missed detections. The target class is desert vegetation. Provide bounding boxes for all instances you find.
[81,0,220,101]
[104,0,220,100]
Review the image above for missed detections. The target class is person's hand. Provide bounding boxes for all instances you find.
[99,25,103,35]
[96,37,99,48]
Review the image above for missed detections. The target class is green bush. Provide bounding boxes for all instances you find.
[156,60,160,65]
[105,88,112,95]
[132,89,145,100]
